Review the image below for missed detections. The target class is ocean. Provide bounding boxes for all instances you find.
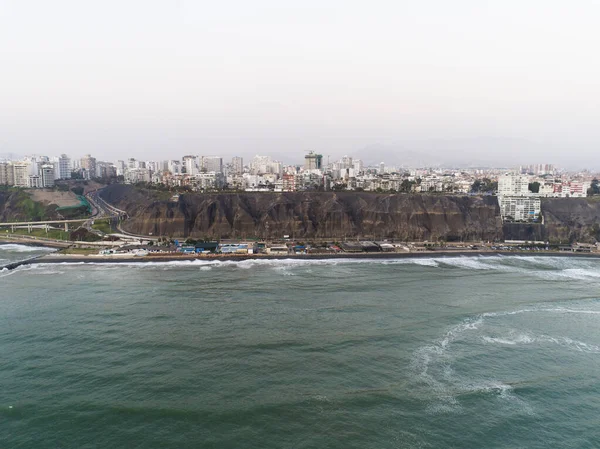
[1,244,600,448]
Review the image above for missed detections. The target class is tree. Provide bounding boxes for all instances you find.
[528,182,540,193]
[400,179,414,193]
[471,179,483,193]
[589,178,600,196]
[471,178,497,193]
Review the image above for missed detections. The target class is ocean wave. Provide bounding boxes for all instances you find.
[482,332,600,353]
[483,307,600,318]
[413,302,600,413]
[379,258,439,267]
[482,334,535,345]
[437,257,497,270]
[549,268,600,280]
[0,244,55,253]
[12,255,600,284]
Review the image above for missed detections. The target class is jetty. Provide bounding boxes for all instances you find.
[1,254,50,271]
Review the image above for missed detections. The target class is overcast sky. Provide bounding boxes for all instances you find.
[1,0,599,168]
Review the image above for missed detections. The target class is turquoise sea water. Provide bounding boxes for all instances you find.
[2,245,600,448]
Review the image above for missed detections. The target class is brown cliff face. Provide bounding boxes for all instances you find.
[100,185,503,241]
[541,198,600,243]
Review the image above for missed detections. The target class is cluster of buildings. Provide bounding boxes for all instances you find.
[0,153,595,225]
[0,155,71,188]
[497,173,591,222]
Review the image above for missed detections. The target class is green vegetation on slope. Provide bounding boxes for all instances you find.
[5,228,71,240]
[91,219,112,234]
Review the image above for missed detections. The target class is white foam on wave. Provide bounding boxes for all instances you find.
[0,244,55,253]
[24,255,500,273]
[0,264,34,278]
[553,268,600,280]
[437,256,499,271]
[483,307,600,318]
[544,336,600,353]
[33,269,65,276]
[27,256,441,272]
[501,256,600,281]
[412,302,600,414]
[482,334,535,345]
[411,315,485,412]
[470,381,514,398]
[15,255,600,285]
[381,258,439,267]
[482,332,600,353]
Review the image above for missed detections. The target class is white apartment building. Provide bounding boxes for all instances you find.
[250,155,282,175]
[353,159,364,174]
[498,174,530,196]
[40,164,55,187]
[167,160,182,175]
[28,175,42,188]
[124,168,151,183]
[232,157,244,175]
[0,162,14,185]
[202,156,223,174]
[497,174,540,221]
[339,155,353,169]
[499,196,541,222]
[115,160,126,176]
[58,154,71,179]
[192,172,225,190]
[182,155,197,175]
[12,162,31,187]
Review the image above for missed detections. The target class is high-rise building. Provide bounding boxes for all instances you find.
[96,161,117,179]
[12,162,31,187]
[202,156,223,174]
[58,154,71,179]
[304,151,323,170]
[250,155,282,175]
[498,174,530,196]
[499,196,541,222]
[182,155,197,175]
[81,154,97,180]
[353,159,364,174]
[168,160,181,175]
[115,160,126,176]
[232,157,243,175]
[340,155,353,169]
[0,162,14,185]
[40,164,55,187]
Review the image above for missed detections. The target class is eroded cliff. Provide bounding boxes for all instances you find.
[100,185,503,241]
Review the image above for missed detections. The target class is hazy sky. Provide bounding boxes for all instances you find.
[1,0,599,168]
